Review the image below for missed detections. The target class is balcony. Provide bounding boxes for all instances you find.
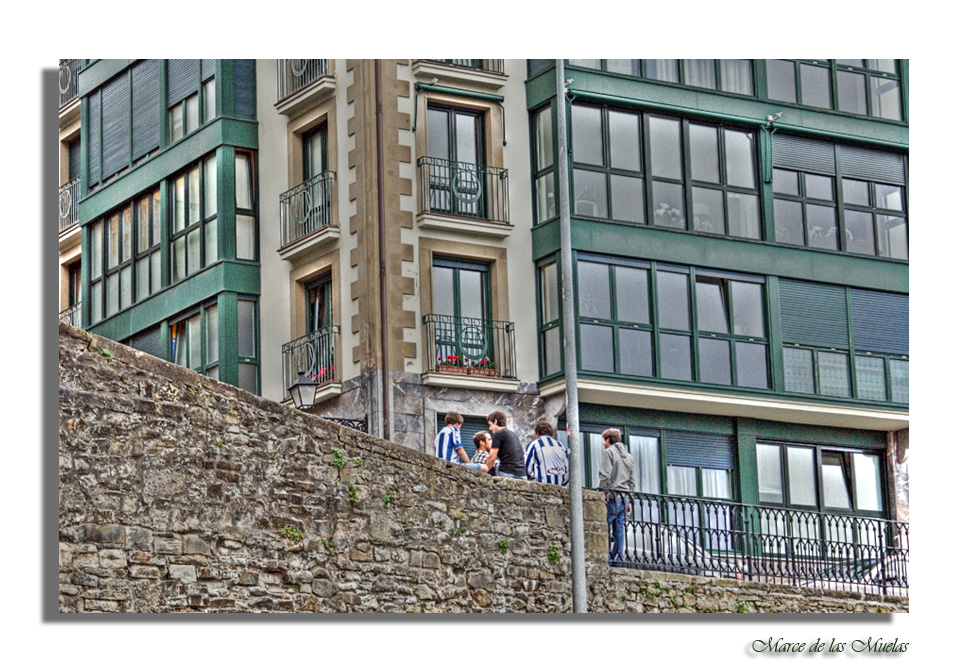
[59,59,81,111]
[282,325,341,404]
[59,177,80,233]
[416,157,510,237]
[422,314,517,390]
[278,171,338,259]
[412,59,508,90]
[275,59,335,117]
[606,490,909,597]
[60,303,81,328]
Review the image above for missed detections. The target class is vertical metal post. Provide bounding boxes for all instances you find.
[557,59,587,614]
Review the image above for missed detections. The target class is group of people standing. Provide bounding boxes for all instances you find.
[434,412,636,566]
[434,411,569,485]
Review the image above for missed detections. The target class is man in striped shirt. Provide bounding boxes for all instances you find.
[525,420,569,485]
[434,411,486,472]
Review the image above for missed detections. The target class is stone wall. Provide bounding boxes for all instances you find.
[58,324,907,613]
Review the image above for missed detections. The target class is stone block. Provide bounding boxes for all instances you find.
[84,524,125,544]
[99,550,127,569]
[183,535,211,555]
[153,537,182,554]
[238,571,259,586]
[124,527,152,551]
[169,565,197,582]
[129,565,161,579]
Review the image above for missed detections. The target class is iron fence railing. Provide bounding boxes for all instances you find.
[605,490,909,596]
[279,171,336,247]
[425,59,505,74]
[282,325,340,393]
[59,177,80,232]
[59,59,82,109]
[417,157,509,223]
[60,303,82,328]
[325,417,368,433]
[423,314,516,379]
[277,59,329,101]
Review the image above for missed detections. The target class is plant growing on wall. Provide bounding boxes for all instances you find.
[498,539,509,554]
[547,544,561,566]
[281,524,304,543]
[348,484,360,503]
[382,490,397,509]
[331,447,347,470]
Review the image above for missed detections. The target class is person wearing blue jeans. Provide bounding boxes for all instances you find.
[598,428,635,567]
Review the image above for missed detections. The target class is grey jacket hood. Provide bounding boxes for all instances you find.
[598,441,636,492]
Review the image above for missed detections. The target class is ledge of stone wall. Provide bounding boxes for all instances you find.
[58,323,907,613]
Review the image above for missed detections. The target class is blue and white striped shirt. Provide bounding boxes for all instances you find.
[525,435,569,485]
[435,425,464,464]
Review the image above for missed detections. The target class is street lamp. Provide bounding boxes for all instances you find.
[288,371,318,410]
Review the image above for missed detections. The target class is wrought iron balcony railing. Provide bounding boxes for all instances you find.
[60,303,81,328]
[59,177,80,232]
[423,314,516,379]
[417,157,509,223]
[425,59,505,74]
[605,490,909,597]
[282,325,340,394]
[279,171,336,248]
[59,59,82,109]
[277,59,329,102]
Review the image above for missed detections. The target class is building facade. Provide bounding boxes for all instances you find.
[61,60,908,534]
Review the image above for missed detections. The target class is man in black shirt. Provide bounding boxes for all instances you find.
[485,411,527,480]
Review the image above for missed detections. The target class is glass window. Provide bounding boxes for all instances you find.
[852,453,883,511]
[614,265,649,324]
[577,261,610,319]
[821,452,851,509]
[235,152,257,260]
[619,329,653,377]
[756,444,783,504]
[787,446,817,506]
[696,277,728,333]
[580,323,614,372]
[572,105,604,166]
[657,271,689,331]
[818,351,850,397]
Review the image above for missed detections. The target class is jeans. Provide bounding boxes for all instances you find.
[500,472,528,480]
[460,462,486,471]
[606,495,627,566]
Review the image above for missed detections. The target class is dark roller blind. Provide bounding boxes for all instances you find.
[772,134,835,174]
[87,91,101,184]
[436,413,489,454]
[851,289,909,355]
[234,59,256,119]
[131,60,160,160]
[838,145,906,185]
[100,73,130,178]
[68,138,81,181]
[665,430,735,470]
[779,279,849,349]
[167,59,199,106]
[129,325,165,360]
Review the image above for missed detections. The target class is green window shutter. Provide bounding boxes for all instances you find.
[131,60,160,161]
[664,430,735,470]
[772,134,835,174]
[87,91,101,184]
[129,325,165,360]
[233,60,256,119]
[100,73,130,178]
[167,59,199,106]
[779,279,849,348]
[838,145,905,184]
[851,289,909,355]
[201,59,216,81]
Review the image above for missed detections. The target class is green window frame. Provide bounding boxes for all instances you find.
[755,442,885,516]
[235,150,258,261]
[570,104,762,240]
[568,59,755,97]
[168,60,216,144]
[575,253,770,391]
[170,154,218,282]
[765,59,903,121]
[237,296,260,394]
[537,257,561,378]
[87,187,162,324]
[530,105,557,224]
[170,301,219,380]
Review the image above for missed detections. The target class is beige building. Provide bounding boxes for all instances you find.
[58,59,83,327]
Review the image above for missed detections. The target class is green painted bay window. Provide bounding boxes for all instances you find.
[531,105,556,224]
[772,135,907,260]
[235,151,257,260]
[570,104,761,240]
[568,59,754,96]
[167,59,216,143]
[88,188,162,324]
[170,302,220,380]
[538,258,561,377]
[765,60,903,121]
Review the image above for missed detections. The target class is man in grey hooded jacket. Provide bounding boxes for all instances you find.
[598,428,635,566]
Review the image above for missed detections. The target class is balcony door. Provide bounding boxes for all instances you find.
[306,274,332,334]
[303,275,334,384]
[432,258,491,368]
[299,124,330,234]
[427,106,484,217]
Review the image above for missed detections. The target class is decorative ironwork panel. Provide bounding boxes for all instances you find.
[417,157,509,223]
[277,59,329,101]
[423,314,516,379]
[279,171,337,247]
[282,325,340,393]
[59,59,81,109]
[59,178,80,232]
[425,59,505,74]
[59,303,82,328]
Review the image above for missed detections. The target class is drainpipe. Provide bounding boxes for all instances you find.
[557,59,587,614]
[375,59,391,441]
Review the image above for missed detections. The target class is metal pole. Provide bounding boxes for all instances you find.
[557,59,587,614]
